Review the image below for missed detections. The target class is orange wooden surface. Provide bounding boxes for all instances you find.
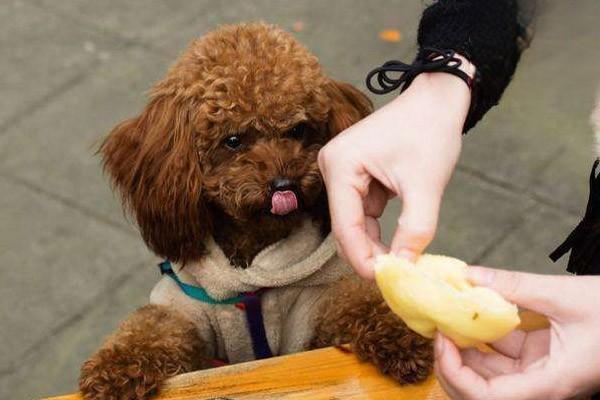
[42,312,548,400]
[42,346,448,400]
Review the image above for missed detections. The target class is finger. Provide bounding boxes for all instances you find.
[461,348,520,379]
[333,239,349,264]
[363,180,390,218]
[435,342,466,400]
[483,369,555,400]
[390,189,441,260]
[467,267,571,318]
[484,329,550,369]
[365,216,388,256]
[435,366,465,400]
[437,334,555,400]
[326,175,377,279]
[435,334,489,399]
[517,329,550,367]
[487,330,527,359]
[333,237,382,273]
[363,182,389,255]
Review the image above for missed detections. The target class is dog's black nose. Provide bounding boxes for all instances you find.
[270,177,296,192]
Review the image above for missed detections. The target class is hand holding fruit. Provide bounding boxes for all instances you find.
[435,268,600,400]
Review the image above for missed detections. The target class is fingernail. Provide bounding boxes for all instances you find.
[435,333,445,357]
[363,259,376,280]
[393,249,417,262]
[373,245,387,257]
[467,267,495,286]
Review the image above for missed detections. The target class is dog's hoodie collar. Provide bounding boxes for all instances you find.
[169,219,349,301]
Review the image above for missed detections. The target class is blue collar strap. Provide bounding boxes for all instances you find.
[158,261,273,359]
[159,261,245,304]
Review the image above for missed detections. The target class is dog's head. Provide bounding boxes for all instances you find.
[101,23,372,264]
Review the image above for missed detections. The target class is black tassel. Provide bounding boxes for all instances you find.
[550,160,600,275]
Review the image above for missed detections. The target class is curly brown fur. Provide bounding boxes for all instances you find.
[312,278,434,384]
[99,23,372,267]
[79,305,205,400]
[86,21,439,400]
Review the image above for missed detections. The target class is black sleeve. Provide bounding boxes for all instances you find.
[418,0,525,132]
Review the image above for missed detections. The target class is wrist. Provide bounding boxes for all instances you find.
[408,72,471,118]
[449,53,477,82]
[411,50,474,110]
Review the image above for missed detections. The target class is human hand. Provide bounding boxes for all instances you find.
[435,267,600,400]
[318,72,470,278]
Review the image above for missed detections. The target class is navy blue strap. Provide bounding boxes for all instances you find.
[158,261,273,359]
[238,293,273,359]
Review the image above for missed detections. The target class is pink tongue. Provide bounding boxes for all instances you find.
[270,190,298,215]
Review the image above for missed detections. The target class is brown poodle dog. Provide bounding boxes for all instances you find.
[80,23,433,400]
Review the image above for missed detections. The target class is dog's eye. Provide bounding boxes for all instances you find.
[286,123,307,140]
[224,135,242,149]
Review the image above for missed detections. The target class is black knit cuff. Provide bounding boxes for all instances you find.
[418,0,522,132]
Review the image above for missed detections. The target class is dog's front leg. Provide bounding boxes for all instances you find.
[79,304,206,400]
[310,277,434,384]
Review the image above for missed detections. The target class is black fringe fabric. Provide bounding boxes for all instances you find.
[550,160,600,275]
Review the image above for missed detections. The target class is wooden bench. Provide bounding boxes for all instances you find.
[42,346,448,400]
[42,311,549,400]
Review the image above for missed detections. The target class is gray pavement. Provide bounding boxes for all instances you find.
[1,1,599,398]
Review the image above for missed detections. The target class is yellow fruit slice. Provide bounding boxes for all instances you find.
[375,254,520,348]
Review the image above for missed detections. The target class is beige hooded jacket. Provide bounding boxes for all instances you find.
[149,219,353,364]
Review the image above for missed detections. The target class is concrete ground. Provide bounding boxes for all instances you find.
[1,1,599,398]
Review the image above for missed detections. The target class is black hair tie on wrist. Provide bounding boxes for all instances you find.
[366,47,475,95]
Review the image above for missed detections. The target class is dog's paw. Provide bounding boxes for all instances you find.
[352,303,434,384]
[79,345,180,400]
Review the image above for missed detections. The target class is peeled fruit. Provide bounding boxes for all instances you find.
[375,254,520,348]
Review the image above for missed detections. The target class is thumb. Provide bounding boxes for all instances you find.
[467,267,570,318]
[390,189,441,260]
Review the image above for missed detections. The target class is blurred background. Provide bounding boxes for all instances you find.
[1,0,599,398]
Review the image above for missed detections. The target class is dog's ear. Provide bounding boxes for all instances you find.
[325,80,373,136]
[100,95,209,264]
